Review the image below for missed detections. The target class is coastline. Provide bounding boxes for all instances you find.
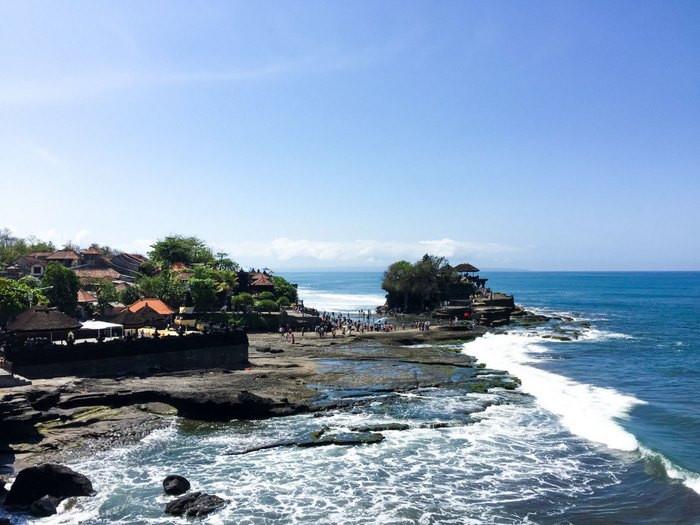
[1,325,513,474]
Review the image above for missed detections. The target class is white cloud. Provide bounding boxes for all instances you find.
[218,237,516,267]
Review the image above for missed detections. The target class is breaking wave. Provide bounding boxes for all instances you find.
[464,325,700,495]
[297,286,385,313]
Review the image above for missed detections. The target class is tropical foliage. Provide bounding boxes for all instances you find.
[149,235,215,266]
[0,228,55,267]
[0,277,47,325]
[382,254,461,312]
[42,262,80,315]
[96,282,119,312]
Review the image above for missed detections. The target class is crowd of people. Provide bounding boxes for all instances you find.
[276,310,438,342]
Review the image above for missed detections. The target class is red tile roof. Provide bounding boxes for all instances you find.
[77,289,98,304]
[127,298,174,316]
[250,273,274,287]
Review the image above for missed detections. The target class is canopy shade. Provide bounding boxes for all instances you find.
[80,320,124,330]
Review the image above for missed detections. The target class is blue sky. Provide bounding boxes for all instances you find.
[1,1,698,270]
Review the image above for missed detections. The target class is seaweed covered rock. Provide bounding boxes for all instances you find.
[4,463,94,507]
[163,474,190,496]
[164,491,227,517]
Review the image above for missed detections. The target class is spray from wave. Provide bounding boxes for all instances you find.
[464,324,700,495]
[297,286,385,313]
[463,330,644,452]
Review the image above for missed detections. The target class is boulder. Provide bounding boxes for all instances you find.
[163,475,190,496]
[29,495,60,517]
[4,463,94,507]
[164,491,227,517]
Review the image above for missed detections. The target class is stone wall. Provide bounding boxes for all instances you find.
[10,343,249,379]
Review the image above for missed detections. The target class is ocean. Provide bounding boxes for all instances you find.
[10,271,700,524]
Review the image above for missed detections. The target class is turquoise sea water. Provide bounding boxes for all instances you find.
[4,271,699,524]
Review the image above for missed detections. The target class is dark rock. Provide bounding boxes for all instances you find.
[349,423,409,432]
[4,463,94,507]
[27,390,61,411]
[421,422,451,429]
[256,346,283,354]
[29,495,60,517]
[163,474,190,496]
[0,518,11,525]
[164,491,227,517]
[298,432,385,447]
[227,429,385,455]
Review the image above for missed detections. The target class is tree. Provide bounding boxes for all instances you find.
[189,277,218,311]
[381,254,459,313]
[97,282,119,313]
[119,285,142,306]
[138,260,159,277]
[136,270,186,307]
[0,277,47,325]
[0,229,55,266]
[231,292,254,311]
[41,263,79,315]
[192,265,237,295]
[149,236,214,266]
[272,275,298,302]
[214,252,240,272]
[382,260,414,312]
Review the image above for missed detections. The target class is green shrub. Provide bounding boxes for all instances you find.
[255,299,279,312]
[276,296,291,308]
[231,292,254,311]
[257,291,275,301]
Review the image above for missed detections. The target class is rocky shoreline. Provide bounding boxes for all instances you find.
[0,324,528,474]
[0,310,565,520]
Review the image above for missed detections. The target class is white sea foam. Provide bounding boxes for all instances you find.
[297,286,385,313]
[463,331,645,452]
[24,391,624,524]
[640,445,700,494]
[464,327,700,495]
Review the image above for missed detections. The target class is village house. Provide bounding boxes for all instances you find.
[45,249,81,268]
[4,248,148,294]
[106,298,175,330]
[6,306,82,343]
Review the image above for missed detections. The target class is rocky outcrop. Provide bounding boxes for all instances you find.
[163,475,190,496]
[228,430,385,455]
[4,463,94,507]
[29,494,60,517]
[349,423,409,432]
[164,491,227,517]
